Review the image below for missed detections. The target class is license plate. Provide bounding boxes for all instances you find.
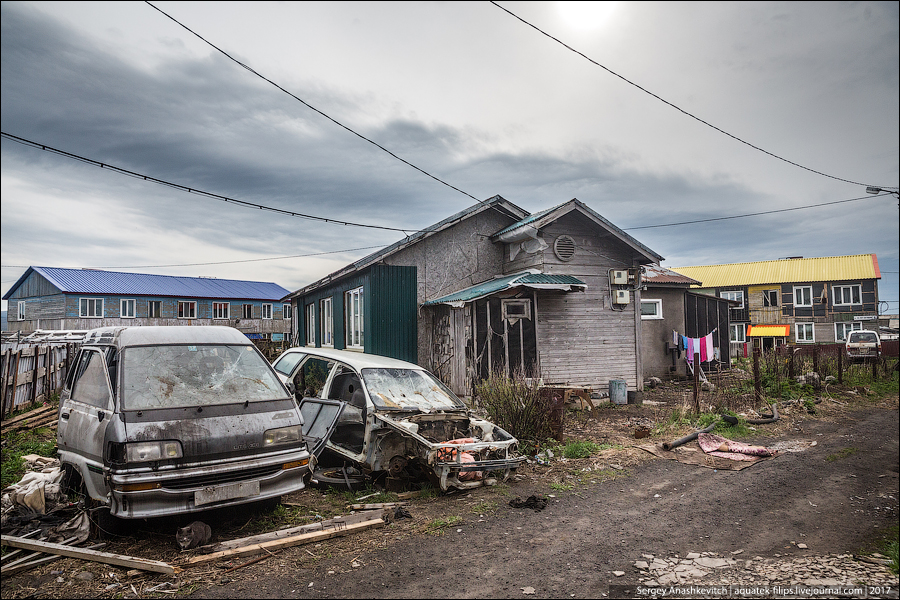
[194,481,260,506]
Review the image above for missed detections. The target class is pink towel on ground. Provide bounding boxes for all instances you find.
[697,433,777,461]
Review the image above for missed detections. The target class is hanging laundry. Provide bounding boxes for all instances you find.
[704,332,714,361]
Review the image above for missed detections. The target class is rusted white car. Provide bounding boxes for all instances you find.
[271,347,525,491]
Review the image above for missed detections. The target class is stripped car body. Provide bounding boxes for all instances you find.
[57,326,313,519]
[272,347,525,491]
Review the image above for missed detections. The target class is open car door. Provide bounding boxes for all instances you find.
[298,398,343,458]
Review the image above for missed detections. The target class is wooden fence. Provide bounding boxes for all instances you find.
[1,343,78,419]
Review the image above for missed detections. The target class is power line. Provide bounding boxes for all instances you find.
[5,131,894,266]
[1,132,418,234]
[490,1,898,191]
[0,245,385,272]
[622,193,893,230]
[144,1,486,206]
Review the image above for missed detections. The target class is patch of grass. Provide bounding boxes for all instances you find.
[1,427,57,489]
[549,482,574,492]
[470,500,498,514]
[424,515,462,535]
[489,483,511,497]
[825,447,858,462]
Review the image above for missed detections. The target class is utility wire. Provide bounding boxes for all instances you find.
[622,193,892,230]
[3,131,893,266]
[1,132,417,234]
[0,246,385,271]
[144,1,485,205]
[490,1,898,191]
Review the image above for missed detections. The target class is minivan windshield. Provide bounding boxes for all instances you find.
[361,368,465,411]
[122,344,286,410]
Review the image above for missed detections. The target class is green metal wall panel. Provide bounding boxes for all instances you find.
[293,266,416,362]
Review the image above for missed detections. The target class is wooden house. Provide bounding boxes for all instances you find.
[671,254,882,355]
[285,196,664,397]
[3,266,293,342]
[640,264,734,378]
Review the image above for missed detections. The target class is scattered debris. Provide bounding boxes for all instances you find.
[509,495,548,511]
[1,534,177,574]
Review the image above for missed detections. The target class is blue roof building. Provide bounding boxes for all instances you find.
[4,267,293,342]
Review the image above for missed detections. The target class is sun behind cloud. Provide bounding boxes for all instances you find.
[557,1,618,30]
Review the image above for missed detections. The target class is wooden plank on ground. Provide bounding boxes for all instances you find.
[1,543,105,577]
[203,511,384,552]
[1,536,178,575]
[185,517,384,567]
[1,404,54,428]
[349,502,407,510]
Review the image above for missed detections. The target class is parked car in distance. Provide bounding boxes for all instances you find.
[57,326,313,521]
[271,347,525,492]
[845,329,881,363]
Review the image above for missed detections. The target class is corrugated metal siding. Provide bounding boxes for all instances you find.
[368,265,417,363]
[11,267,290,300]
[672,254,879,287]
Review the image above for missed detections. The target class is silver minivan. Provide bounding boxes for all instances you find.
[57,326,312,520]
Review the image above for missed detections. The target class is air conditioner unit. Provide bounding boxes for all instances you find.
[611,270,628,285]
[614,290,630,304]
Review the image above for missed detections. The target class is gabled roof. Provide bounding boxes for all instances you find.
[422,270,587,306]
[491,199,663,265]
[286,195,528,299]
[642,264,701,287]
[2,266,290,301]
[670,254,881,288]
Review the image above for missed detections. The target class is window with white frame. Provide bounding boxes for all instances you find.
[795,322,814,343]
[305,303,316,346]
[835,322,862,342]
[763,290,778,307]
[242,304,253,319]
[345,287,364,349]
[80,298,103,318]
[729,323,746,344]
[212,302,230,319]
[793,286,813,307]
[177,301,196,319]
[120,299,135,318]
[720,290,744,308]
[320,297,333,346]
[640,299,663,320]
[283,303,291,320]
[832,284,861,306]
[148,300,162,318]
[262,303,273,320]
[17,301,26,321]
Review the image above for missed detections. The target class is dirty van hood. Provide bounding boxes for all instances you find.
[121,399,301,463]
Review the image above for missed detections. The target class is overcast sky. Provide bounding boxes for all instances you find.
[2,1,898,315]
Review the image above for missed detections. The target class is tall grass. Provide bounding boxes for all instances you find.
[475,370,553,454]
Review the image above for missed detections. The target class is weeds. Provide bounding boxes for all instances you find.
[1,427,57,489]
[424,515,462,535]
[826,447,858,462]
[470,500,497,514]
[475,370,553,454]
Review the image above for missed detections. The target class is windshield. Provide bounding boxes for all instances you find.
[849,332,878,343]
[273,351,306,376]
[122,344,286,410]
[361,368,465,411]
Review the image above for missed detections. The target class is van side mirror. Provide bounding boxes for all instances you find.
[97,411,105,423]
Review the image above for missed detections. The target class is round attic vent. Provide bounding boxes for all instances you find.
[553,235,576,261]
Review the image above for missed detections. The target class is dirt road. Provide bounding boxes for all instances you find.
[187,407,899,599]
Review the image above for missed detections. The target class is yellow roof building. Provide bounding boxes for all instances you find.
[671,254,880,288]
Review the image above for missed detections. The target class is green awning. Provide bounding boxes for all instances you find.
[422,271,587,307]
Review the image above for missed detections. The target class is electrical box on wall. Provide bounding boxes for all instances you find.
[611,270,628,285]
[614,290,630,304]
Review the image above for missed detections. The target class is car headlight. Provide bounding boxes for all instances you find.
[125,440,183,463]
[264,425,303,446]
